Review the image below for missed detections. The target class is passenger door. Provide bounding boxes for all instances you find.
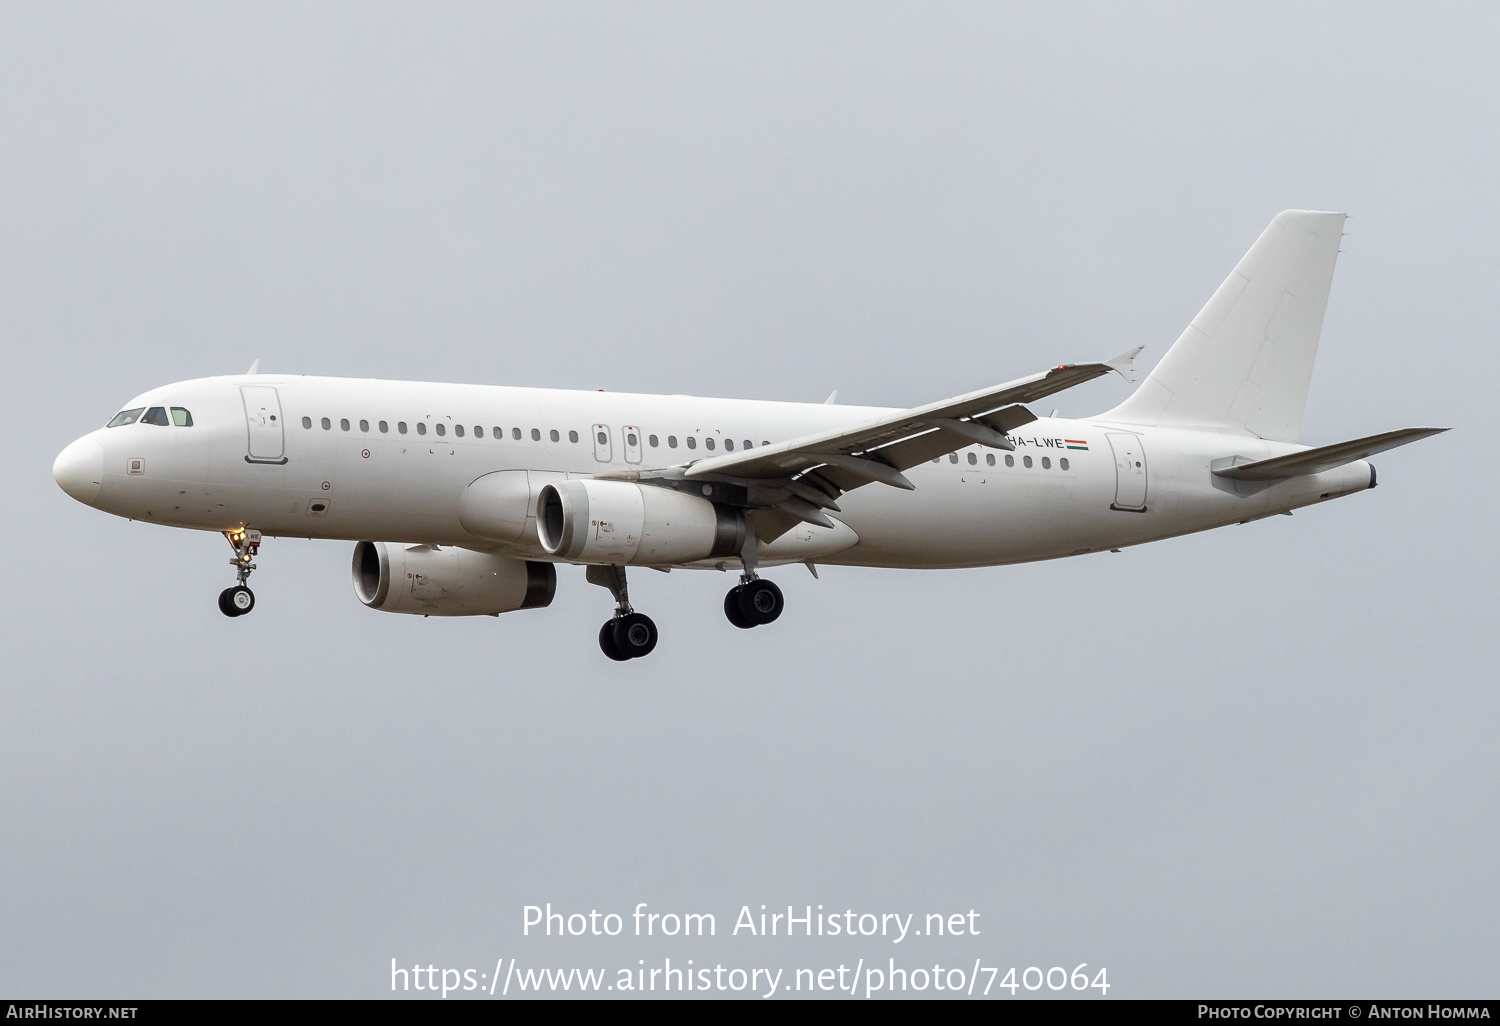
[241,386,287,464]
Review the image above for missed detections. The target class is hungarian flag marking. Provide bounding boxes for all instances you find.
[1065,439,1089,450]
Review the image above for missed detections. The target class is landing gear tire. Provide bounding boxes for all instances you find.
[599,619,631,661]
[728,579,783,627]
[724,587,755,629]
[612,613,659,659]
[218,585,255,617]
[740,578,784,625]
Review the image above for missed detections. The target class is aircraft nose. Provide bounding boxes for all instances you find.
[53,435,104,505]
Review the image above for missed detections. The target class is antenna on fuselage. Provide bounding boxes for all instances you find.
[246,358,260,375]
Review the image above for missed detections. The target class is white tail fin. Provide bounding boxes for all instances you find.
[1101,210,1346,441]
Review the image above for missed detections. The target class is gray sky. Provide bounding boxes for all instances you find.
[1,1,1492,998]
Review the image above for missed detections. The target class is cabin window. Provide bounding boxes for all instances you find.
[986,453,995,466]
[967,452,977,465]
[107,408,145,428]
[744,440,753,450]
[435,423,446,436]
[569,430,579,443]
[142,407,169,426]
[1041,457,1051,469]
[724,438,734,451]
[359,419,369,432]
[531,428,541,441]
[948,453,958,464]
[321,417,331,430]
[596,430,607,445]
[511,427,521,440]
[626,431,637,446]
[704,437,715,450]
[1023,455,1032,468]
[398,421,407,434]
[417,422,426,436]
[340,418,350,431]
[171,408,194,427]
[686,436,697,450]
[454,424,464,437]
[302,416,312,429]
[667,435,678,448]
[648,434,658,447]
[1059,457,1069,471]
[1005,454,1014,467]
[473,425,482,438]
[494,427,503,439]
[379,421,389,433]
[550,429,560,442]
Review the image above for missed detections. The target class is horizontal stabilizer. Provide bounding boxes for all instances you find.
[1212,427,1448,481]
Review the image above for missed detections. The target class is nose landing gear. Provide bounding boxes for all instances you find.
[218,585,255,617]
[219,528,260,617]
[587,564,658,660]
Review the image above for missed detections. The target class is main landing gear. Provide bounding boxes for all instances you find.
[219,528,260,618]
[587,564,658,661]
[724,535,784,629]
[724,578,784,628]
[584,539,787,660]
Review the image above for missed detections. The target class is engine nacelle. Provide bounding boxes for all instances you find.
[352,541,556,616]
[536,479,746,564]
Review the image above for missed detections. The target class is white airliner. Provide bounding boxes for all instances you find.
[53,210,1444,660]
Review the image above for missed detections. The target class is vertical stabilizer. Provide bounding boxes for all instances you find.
[1101,210,1345,441]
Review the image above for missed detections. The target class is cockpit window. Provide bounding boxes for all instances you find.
[141,407,170,426]
[107,408,145,427]
[171,407,194,427]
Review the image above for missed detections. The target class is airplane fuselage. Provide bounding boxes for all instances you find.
[56,373,1374,570]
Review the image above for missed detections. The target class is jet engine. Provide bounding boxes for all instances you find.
[536,480,746,564]
[352,541,556,616]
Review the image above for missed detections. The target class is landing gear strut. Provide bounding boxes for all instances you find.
[587,564,658,660]
[219,528,260,617]
[724,534,784,628]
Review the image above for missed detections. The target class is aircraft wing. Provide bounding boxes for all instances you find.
[1211,427,1449,481]
[681,348,1142,494]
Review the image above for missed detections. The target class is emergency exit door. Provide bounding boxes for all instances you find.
[622,425,643,464]
[591,424,612,463]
